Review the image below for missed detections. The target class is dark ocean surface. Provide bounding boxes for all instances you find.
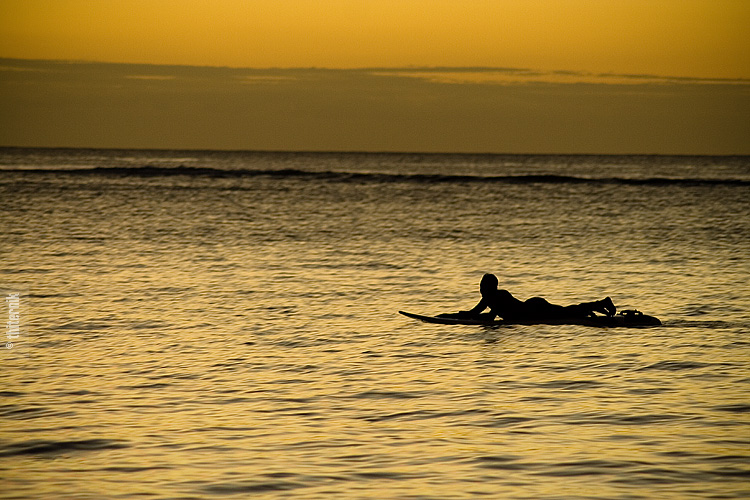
[1,148,749,499]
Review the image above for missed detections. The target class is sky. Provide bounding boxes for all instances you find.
[1,0,748,153]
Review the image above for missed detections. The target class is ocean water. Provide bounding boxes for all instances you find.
[1,148,749,499]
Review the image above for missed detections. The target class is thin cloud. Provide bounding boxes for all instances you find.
[0,65,48,73]
[125,75,176,81]
[597,72,750,85]
[237,75,298,84]
[367,68,750,86]
[1,58,747,154]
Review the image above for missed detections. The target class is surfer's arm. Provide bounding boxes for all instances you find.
[461,298,495,318]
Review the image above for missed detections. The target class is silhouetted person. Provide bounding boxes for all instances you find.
[450,273,615,321]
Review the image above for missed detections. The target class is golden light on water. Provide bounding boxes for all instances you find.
[2,149,749,497]
[1,2,749,498]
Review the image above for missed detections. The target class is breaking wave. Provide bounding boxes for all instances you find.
[4,165,749,186]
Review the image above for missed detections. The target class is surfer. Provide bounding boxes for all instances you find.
[453,273,616,321]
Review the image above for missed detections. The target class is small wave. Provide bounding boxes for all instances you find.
[638,360,713,371]
[98,465,172,473]
[562,412,688,426]
[117,382,174,390]
[354,471,417,480]
[0,405,75,420]
[713,404,750,414]
[480,416,534,428]
[57,320,114,332]
[665,319,741,329]
[533,459,644,477]
[536,379,606,390]
[363,408,490,423]
[203,480,305,494]
[3,165,749,186]
[0,438,129,457]
[347,390,424,400]
[474,455,526,471]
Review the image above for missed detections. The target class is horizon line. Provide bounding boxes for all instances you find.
[2,145,748,158]
[2,56,748,85]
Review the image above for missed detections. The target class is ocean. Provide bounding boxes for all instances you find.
[1,148,749,499]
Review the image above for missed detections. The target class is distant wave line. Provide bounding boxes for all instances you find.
[3,165,749,186]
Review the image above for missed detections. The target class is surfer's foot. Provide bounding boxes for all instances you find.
[601,297,616,317]
[590,297,616,316]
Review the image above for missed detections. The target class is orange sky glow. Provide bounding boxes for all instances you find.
[1,1,748,153]
[2,0,748,78]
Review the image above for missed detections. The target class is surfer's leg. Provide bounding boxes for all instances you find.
[563,298,616,317]
[524,297,565,318]
[562,303,595,317]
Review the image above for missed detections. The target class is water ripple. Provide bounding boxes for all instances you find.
[0,438,129,457]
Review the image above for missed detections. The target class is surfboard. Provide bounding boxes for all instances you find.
[398,310,661,327]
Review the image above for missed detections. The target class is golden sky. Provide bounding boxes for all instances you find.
[1,1,748,153]
[1,0,748,78]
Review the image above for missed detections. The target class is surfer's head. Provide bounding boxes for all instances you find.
[480,273,498,295]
